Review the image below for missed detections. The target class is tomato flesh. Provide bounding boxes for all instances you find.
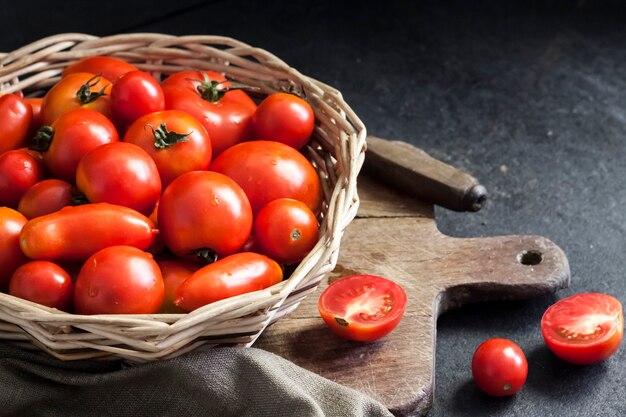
[318,274,407,342]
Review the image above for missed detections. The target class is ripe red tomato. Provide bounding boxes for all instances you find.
[123,110,212,187]
[74,246,164,315]
[254,198,319,264]
[157,259,199,313]
[0,94,33,154]
[18,179,74,219]
[25,97,44,138]
[111,71,164,126]
[20,203,157,262]
[63,56,139,83]
[0,148,46,208]
[162,71,256,157]
[541,293,623,365]
[472,338,528,396]
[42,72,112,125]
[76,142,161,215]
[9,261,73,311]
[0,207,29,290]
[158,171,253,260]
[253,93,315,149]
[36,108,119,183]
[318,274,407,342]
[175,252,283,312]
[211,140,322,215]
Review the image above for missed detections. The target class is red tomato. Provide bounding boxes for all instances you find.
[42,72,112,125]
[211,140,322,215]
[541,293,623,365]
[63,56,138,84]
[74,246,164,315]
[318,274,407,342]
[0,207,29,290]
[111,71,164,126]
[472,338,528,396]
[162,71,256,157]
[254,198,319,264]
[123,110,212,187]
[20,203,157,262]
[9,261,73,311]
[25,97,43,128]
[18,179,74,219]
[0,94,33,154]
[157,259,199,313]
[175,252,282,312]
[0,148,46,208]
[158,171,252,260]
[76,142,161,215]
[35,108,119,183]
[253,93,315,149]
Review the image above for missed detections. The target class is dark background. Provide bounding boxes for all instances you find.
[2,1,626,416]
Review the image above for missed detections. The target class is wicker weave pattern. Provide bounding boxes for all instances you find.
[0,34,366,361]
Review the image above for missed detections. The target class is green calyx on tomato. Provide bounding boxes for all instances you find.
[195,73,255,103]
[30,125,55,152]
[148,122,191,149]
[70,193,90,206]
[76,74,109,105]
[195,247,218,265]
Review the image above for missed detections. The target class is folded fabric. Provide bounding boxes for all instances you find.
[0,343,393,417]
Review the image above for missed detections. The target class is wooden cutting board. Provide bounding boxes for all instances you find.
[256,137,570,416]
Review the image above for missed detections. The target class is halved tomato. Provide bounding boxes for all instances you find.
[318,274,407,342]
[541,293,623,365]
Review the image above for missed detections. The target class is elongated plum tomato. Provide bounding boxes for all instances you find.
[20,203,156,262]
[318,274,407,342]
[158,171,252,261]
[123,110,212,187]
[174,252,283,312]
[9,261,73,311]
[111,71,164,126]
[62,56,138,83]
[157,259,199,313]
[42,72,112,125]
[211,140,322,215]
[74,246,164,315]
[76,142,162,215]
[0,148,46,208]
[253,92,315,150]
[18,179,74,219]
[541,293,623,365]
[0,94,33,154]
[472,338,528,397]
[0,207,29,290]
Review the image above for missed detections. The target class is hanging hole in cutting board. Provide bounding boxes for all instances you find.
[517,250,543,266]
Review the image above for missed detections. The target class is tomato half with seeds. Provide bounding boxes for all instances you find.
[63,56,138,84]
[318,274,407,342]
[0,94,33,154]
[472,338,528,396]
[541,293,623,365]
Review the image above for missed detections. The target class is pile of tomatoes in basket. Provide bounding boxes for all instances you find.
[0,56,324,315]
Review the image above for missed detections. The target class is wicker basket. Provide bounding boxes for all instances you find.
[0,33,366,361]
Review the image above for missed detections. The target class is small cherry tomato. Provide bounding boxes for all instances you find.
[35,108,119,183]
[158,171,253,260]
[0,148,46,208]
[9,261,73,311]
[74,246,164,315]
[175,252,283,312]
[63,56,139,83]
[157,259,199,313]
[211,140,322,215]
[471,338,528,397]
[20,203,157,262]
[18,179,74,219]
[42,72,112,125]
[111,71,164,126]
[0,94,33,154]
[318,274,407,342]
[25,97,44,131]
[541,293,623,365]
[123,110,212,187]
[76,142,161,215]
[254,198,319,264]
[253,93,315,149]
[162,71,256,157]
[0,207,29,290]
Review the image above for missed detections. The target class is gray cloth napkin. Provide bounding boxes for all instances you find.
[0,343,393,417]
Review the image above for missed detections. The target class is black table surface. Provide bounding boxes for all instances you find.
[2,1,625,416]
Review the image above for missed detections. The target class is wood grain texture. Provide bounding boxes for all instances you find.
[256,174,570,416]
